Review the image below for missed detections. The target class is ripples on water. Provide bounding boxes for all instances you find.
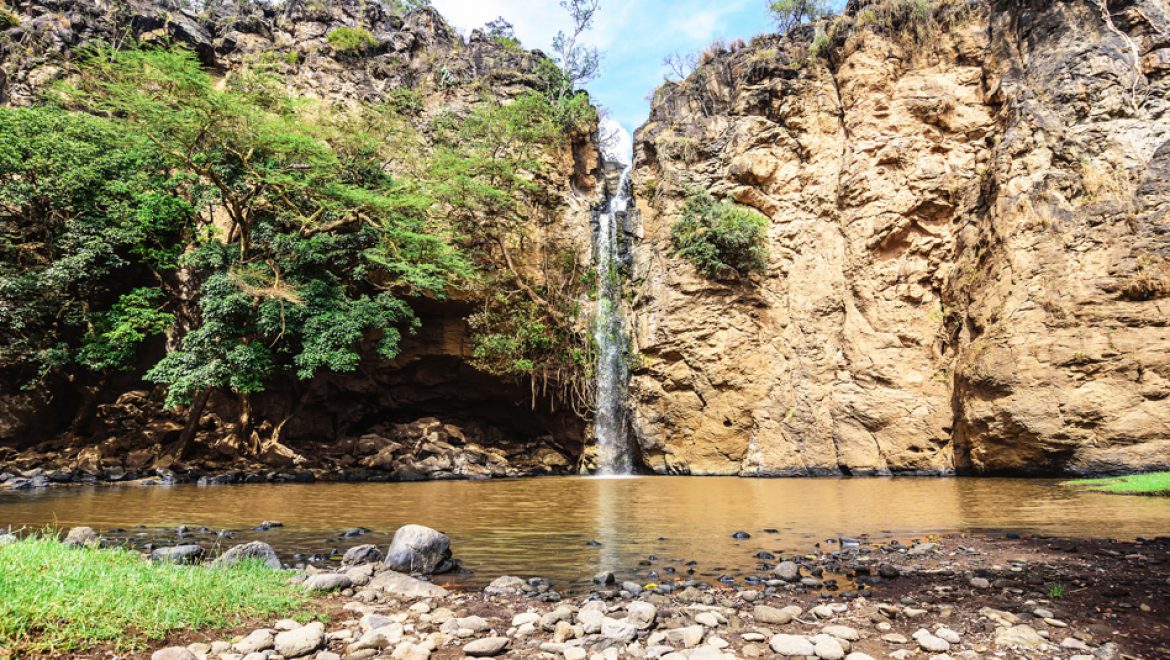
[3,476,1169,589]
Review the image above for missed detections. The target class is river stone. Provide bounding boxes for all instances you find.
[484,575,526,596]
[462,637,509,657]
[0,533,15,545]
[151,647,197,660]
[994,625,1047,649]
[770,634,815,656]
[274,621,324,657]
[754,604,792,625]
[912,629,950,652]
[814,635,846,660]
[150,544,204,564]
[214,541,281,569]
[367,570,449,598]
[774,560,800,581]
[601,617,637,642]
[627,601,657,629]
[341,544,383,567]
[577,601,605,633]
[383,524,451,575]
[664,625,705,648]
[969,576,991,589]
[563,648,587,660]
[64,526,98,547]
[233,629,276,654]
[512,611,541,627]
[303,573,352,592]
[845,654,876,660]
[824,625,860,641]
[935,627,961,644]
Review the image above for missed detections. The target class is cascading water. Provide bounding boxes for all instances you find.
[592,166,634,475]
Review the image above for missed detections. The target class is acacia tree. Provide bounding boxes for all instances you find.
[550,0,602,99]
[48,47,471,457]
[769,0,832,32]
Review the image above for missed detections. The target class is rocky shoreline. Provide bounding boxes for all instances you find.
[12,525,1167,659]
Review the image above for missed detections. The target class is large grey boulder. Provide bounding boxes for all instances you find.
[383,524,452,574]
[213,541,281,569]
[274,621,324,657]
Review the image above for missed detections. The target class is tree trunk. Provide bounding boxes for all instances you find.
[168,387,211,461]
[237,391,255,452]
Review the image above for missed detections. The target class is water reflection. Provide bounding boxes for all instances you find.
[1,477,1168,588]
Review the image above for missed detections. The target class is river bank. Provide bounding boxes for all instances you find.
[3,529,1168,659]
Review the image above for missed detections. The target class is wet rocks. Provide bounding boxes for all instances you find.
[484,575,527,596]
[213,541,281,569]
[383,524,452,574]
[774,560,800,581]
[341,543,383,567]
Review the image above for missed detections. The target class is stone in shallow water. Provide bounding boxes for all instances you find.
[383,524,451,575]
[214,541,281,569]
[484,575,526,596]
[341,543,382,567]
[774,560,800,581]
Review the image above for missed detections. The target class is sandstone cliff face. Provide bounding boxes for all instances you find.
[0,0,602,477]
[630,0,1170,475]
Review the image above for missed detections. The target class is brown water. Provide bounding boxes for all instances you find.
[2,476,1169,589]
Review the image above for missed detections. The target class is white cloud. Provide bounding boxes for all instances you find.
[601,117,633,164]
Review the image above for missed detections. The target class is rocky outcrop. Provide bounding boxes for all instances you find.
[630,0,1170,475]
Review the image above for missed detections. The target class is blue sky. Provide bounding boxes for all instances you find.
[430,0,822,161]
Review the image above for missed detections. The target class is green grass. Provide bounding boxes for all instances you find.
[1065,471,1170,495]
[0,536,314,653]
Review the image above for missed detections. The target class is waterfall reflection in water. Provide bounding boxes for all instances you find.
[2,476,1169,589]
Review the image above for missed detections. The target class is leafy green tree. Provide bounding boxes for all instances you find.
[670,189,770,279]
[550,0,602,100]
[45,47,472,455]
[769,0,832,32]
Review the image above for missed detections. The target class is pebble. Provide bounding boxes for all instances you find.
[823,625,860,641]
[935,627,961,644]
[694,611,720,627]
[969,577,990,589]
[912,629,951,653]
[813,635,846,659]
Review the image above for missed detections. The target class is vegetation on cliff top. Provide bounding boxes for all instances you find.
[0,536,311,652]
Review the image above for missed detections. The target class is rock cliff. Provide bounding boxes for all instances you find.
[630,0,1170,475]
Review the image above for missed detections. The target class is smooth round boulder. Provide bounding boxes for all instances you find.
[341,543,382,567]
[383,524,452,575]
[274,621,324,658]
[213,541,281,569]
[463,637,509,657]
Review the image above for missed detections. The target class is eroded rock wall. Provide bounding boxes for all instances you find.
[630,0,1170,475]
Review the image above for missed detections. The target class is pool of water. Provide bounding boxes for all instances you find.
[3,476,1169,589]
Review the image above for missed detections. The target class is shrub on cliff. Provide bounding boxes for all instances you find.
[670,190,769,280]
[326,26,376,54]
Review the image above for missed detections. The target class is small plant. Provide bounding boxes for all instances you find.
[0,5,19,29]
[326,27,376,55]
[669,189,770,280]
[1048,583,1065,599]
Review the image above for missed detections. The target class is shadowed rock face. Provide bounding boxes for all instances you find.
[630,0,1170,476]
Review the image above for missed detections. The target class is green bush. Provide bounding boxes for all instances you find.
[326,27,376,54]
[670,189,769,279]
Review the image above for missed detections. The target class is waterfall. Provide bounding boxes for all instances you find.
[593,166,633,475]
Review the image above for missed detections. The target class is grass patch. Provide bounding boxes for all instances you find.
[0,536,313,653]
[1065,471,1170,496]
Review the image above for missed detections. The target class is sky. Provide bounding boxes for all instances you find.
[429,0,791,162]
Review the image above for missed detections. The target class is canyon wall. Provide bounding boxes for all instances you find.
[630,0,1170,475]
